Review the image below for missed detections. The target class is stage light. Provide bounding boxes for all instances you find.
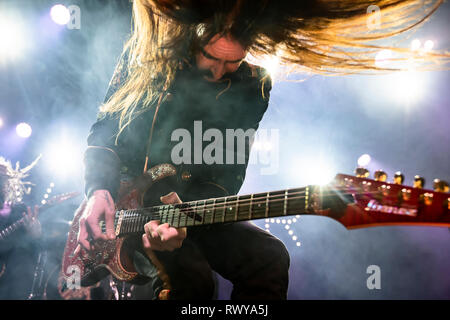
[245,53,280,79]
[0,117,3,128]
[0,15,27,62]
[293,157,335,186]
[50,4,71,25]
[358,154,371,167]
[423,40,434,52]
[386,71,425,105]
[16,123,32,138]
[375,49,393,68]
[411,39,421,51]
[44,134,84,180]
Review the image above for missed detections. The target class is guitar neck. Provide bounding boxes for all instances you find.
[115,187,310,236]
[0,218,26,242]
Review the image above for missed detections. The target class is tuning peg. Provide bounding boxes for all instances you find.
[433,179,449,193]
[374,170,387,182]
[413,175,425,189]
[354,167,370,178]
[393,171,405,185]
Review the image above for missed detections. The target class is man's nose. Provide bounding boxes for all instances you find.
[211,63,226,80]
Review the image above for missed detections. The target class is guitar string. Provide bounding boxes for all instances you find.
[117,186,362,220]
[112,190,356,233]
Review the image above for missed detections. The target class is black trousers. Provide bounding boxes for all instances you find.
[133,221,290,300]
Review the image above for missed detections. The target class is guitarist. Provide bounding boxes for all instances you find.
[0,161,42,299]
[76,3,291,301]
[76,0,448,300]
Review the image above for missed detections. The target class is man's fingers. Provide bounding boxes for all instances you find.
[33,205,39,218]
[86,216,108,241]
[77,218,91,251]
[104,207,116,240]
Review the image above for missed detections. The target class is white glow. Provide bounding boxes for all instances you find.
[423,40,434,52]
[50,5,71,25]
[0,15,27,61]
[358,154,371,167]
[0,117,3,127]
[44,133,84,179]
[246,53,280,79]
[293,157,335,186]
[16,123,32,138]
[375,50,393,68]
[411,39,421,51]
[384,71,425,105]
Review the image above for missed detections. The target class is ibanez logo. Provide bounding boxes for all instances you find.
[366,199,417,217]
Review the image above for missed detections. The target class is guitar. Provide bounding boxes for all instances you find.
[0,192,80,242]
[60,164,449,299]
[0,192,80,278]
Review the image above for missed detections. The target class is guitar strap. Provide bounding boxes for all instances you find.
[143,77,170,174]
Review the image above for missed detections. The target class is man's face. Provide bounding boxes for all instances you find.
[195,34,247,82]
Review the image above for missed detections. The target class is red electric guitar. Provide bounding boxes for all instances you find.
[60,164,449,299]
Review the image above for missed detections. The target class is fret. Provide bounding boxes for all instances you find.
[265,192,269,218]
[176,204,182,228]
[224,196,237,222]
[169,205,174,227]
[202,200,207,226]
[204,199,215,224]
[234,195,239,222]
[284,190,288,216]
[249,194,253,220]
[211,198,216,224]
[236,194,251,222]
[250,192,266,220]
[287,188,306,215]
[213,198,224,224]
[194,201,201,226]
[222,197,227,223]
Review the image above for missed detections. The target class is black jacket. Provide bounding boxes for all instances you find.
[84,54,272,203]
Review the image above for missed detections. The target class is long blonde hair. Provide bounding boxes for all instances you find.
[102,0,450,137]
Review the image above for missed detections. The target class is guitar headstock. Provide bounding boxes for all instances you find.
[311,172,449,229]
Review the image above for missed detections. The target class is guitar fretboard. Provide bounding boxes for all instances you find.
[114,187,309,236]
[0,218,25,242]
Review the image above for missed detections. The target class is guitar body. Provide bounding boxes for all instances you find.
[61,163,211,297]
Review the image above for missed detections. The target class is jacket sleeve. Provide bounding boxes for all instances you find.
[83,50,130,201]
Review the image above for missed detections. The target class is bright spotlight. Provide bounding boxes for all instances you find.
[358,154,371,167]
[44,135,83,179]
[423,40,434,52]
[50,5,71,25]
[293,157,336,186]
[0,15,27,61]
[245,53,280,78]
[375,49,393,68]
[16,123,32,138]
[0,117,3,128]
[411,39,421,51]
[386,71,425,105]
